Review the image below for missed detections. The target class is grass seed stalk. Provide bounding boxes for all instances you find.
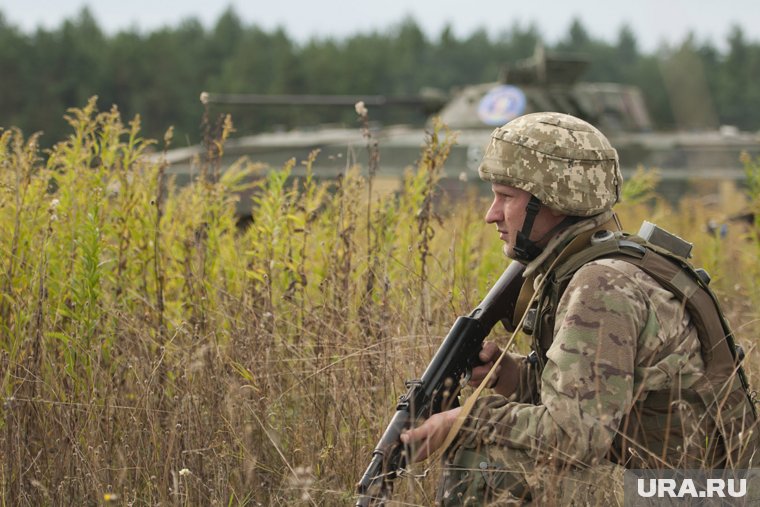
[0,100,758,505]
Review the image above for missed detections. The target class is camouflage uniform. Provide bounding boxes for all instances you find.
[438,113,714,505]
[440,235,710,505]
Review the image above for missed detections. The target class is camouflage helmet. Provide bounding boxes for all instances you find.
[478,112,622,216]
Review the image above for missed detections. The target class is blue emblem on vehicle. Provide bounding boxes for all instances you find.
[477,85,527,126]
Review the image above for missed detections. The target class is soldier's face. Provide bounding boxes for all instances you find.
[485,183,566,259]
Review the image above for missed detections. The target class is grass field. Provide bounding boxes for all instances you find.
[2,101,760,505]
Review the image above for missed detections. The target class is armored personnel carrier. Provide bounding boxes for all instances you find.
[163,47,760,217]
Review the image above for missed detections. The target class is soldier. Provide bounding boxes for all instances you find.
[399,112,757,505]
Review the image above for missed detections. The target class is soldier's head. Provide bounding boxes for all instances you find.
[479,112,622,262]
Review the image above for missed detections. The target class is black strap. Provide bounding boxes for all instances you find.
[513,195,543,262]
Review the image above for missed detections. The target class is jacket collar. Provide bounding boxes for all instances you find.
[523,210,621,279]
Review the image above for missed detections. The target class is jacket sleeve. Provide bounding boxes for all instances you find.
[462,261,646,464]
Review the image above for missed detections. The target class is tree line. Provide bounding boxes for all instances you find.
[1,7,759,148]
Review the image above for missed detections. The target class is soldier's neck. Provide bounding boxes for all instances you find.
[524,210,621,278]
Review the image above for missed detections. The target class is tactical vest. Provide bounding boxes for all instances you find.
[520,225,759,469]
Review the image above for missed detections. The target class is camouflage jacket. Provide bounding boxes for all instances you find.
[463,215,709,467]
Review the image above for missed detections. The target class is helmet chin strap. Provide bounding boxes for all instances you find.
[512,195,543,262]
[512,196,583,262]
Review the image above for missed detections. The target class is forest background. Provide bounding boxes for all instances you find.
[3,5,760,506]
[2,6,760,148]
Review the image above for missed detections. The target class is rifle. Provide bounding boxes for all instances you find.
[355,261,526,506]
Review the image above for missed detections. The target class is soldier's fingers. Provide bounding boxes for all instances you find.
[411,428,445,462]
[479,341,500,362]
[413,438,433,462]
[400,423,430,445]
[478,342,494,362]
[471,362,504,386]
[401,428,435,462]
[469,362,495,386]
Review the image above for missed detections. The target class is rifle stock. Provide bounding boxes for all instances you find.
[355,261,525,506]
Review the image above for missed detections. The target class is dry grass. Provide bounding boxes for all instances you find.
[1,101,759,506]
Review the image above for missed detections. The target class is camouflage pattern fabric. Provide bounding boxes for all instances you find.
[439,253,710,502]
[478,112,622,217]
[438,443,625,506]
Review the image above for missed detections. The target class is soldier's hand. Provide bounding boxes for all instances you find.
[469,341,503,388]
[400,407,462,462]
[469,342,521,398]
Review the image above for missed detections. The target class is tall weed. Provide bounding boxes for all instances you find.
[1,102,758,505]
